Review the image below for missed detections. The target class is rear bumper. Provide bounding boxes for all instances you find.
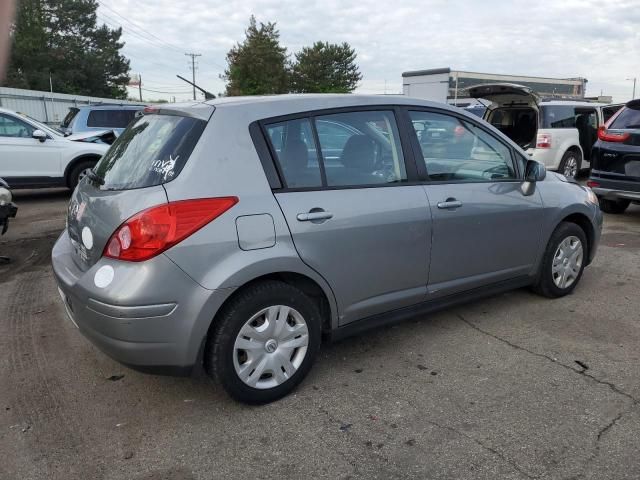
[51,230,234,375]
[589,173,640,202]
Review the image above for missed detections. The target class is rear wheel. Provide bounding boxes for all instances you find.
[533,222,587,298]
[598,198,630,214]
[205,281,322,404]
[67,160,97,190]
[559,150,582,178]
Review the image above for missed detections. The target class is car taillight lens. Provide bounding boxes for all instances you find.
[104,197,238,262]
[597,125,630,142]
[536,133,552,148]
[586,180,600,188]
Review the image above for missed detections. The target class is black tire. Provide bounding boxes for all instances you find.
[533,222,588,298]
[67,160,97,190]
[558,150,582,178]
[204,280,322,404]
[598,198,630,214]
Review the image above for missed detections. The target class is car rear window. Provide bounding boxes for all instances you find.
[610,106,640,129]
[93,113,206,190]
[87,109,138,129]
[61,107,79,128]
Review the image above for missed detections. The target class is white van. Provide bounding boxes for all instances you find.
[468,84,622,177]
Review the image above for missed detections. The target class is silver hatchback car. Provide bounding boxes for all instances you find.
[52,95,602,403]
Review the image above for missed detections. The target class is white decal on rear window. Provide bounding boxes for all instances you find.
[151,154,180,181]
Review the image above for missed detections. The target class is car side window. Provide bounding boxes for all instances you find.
[87,110,136,129]
[265,118,323,188]
[409,110,516,182]
[0,113,35,138]
[314,111,407,187]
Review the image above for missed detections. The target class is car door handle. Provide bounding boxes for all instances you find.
[437,199,463,209]
[296,211,333,222]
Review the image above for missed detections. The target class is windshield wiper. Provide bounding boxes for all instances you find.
[86,169,105,185]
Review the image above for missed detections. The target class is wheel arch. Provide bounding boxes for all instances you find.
[558,212,595,264]
[204,271,337,346]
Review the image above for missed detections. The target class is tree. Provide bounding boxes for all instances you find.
[222,16,289,96]
[5,0,130,98]
[291,42,361,93]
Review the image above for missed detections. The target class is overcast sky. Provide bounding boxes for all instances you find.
[98,0,640,103]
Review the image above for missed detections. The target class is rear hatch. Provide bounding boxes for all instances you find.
[66,104,213,271]
[593,100,640,181]
[468,83,540,149]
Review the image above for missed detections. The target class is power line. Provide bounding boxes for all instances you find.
[97,1,184,53]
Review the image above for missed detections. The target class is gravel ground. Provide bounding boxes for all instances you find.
[1,188,639,480]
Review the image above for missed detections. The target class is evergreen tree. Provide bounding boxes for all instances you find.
[291,41,361,93]
[222,16,289,96]
[5,0,130,98]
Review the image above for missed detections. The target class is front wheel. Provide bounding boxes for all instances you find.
[205,281,322,404]
[533,222,587,298]
[559,150,582,179]
[598,198,630,214]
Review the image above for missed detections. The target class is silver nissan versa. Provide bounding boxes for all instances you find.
[52,95,602,404]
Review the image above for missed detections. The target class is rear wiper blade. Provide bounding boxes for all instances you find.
[86,169,105,185]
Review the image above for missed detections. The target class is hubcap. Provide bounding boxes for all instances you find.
[233,305,309,390]
[77,168,92,183]
[552,235,583,289]
[563,156,578,178]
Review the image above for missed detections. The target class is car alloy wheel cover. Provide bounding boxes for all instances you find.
[77,168,92,183]
[564,156,578,177]
[233,305,309,390]
[552,235,583,289]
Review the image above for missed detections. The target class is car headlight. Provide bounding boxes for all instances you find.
[585,187,598,205]
[0,187,12,205]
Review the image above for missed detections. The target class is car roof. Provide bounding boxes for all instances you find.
[539,100,609,107]
[162,94,474,123]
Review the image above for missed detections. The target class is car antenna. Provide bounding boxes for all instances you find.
[176,75,216,100]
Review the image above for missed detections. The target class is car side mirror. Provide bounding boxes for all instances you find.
[525,160,546,182]
[32,129,47,142]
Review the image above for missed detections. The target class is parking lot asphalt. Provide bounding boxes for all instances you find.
[1,189,639,480]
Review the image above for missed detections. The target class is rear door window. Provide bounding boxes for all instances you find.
[314,111,407,186]
[94,113,206,190]
[610,107,640,129]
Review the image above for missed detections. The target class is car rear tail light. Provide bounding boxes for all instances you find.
[597,125,630,142]
[536,133,552,148]
[586,180,600,188]
[104,197,238,262]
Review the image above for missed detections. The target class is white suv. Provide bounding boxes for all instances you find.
[0,107,110,190]
[469,84,622,177]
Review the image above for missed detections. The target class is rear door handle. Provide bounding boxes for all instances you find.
[437,198,463,209]
[296,211,333,222]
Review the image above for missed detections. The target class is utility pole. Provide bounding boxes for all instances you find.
[139,74,143,102]
[185,53,202,100]
[627,77,637,100]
